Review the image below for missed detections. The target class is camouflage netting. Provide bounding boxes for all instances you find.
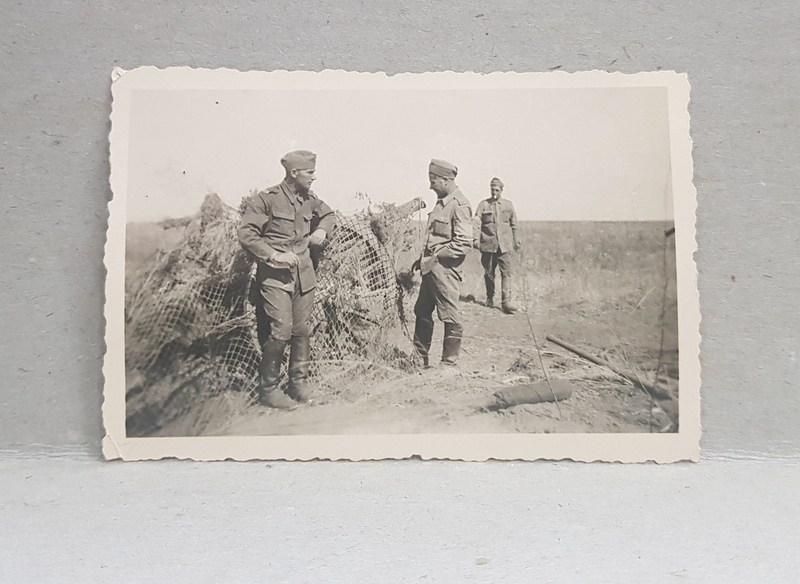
[125,193,425,436]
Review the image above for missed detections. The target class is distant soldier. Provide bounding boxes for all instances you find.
[238,150,335,408]
[412,159,473,367]
[472,177,520,314]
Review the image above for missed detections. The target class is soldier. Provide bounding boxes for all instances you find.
[472,177,520,314]
[412,159,473,367]
[238,150,335,409]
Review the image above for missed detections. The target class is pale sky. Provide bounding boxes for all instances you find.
[126,85,673,222]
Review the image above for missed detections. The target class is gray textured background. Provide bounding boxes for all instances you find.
[1,1,798,581]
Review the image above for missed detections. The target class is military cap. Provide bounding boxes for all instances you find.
[281,150,317,171]
[490,177,504,188]
[429,158,458,179]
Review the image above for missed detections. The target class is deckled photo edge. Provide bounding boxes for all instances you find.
[102,68,699,462]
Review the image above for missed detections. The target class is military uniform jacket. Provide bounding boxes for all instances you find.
[420,188,473,276]
[238,180,335,293]
[473,197,519,254]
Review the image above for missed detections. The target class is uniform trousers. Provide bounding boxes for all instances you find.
[255,279,315,345]
[414,264,462,326]
[481,251,512,301]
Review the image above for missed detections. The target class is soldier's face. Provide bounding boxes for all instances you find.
[293,168,316,192]
[490,184,503,199]
[429,173,447,195]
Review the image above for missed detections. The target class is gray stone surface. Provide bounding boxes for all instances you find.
[2,0,797,457]
[1,1,798,580]
[1,455,798,583]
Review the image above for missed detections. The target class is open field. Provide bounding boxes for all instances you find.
[125,219,678,436]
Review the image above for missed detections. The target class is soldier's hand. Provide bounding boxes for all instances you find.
[271,251,300,267]
[472,240,480,250]
[309,228,327,247]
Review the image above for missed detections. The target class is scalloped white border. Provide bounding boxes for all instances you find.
[102,68,700,462]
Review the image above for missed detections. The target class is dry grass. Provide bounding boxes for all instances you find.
[127,217,679,436]
[463,221,675,305]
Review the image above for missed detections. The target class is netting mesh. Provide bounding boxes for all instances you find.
[125,193,424,436]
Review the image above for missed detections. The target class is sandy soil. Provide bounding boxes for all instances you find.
[217,295,677,436]
[137,220,679,438]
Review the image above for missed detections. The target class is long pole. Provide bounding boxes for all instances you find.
[545,334,678,427]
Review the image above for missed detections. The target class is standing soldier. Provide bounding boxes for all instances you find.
[238,150,335,409]
[412,159,473,367]
[472,177,520,314]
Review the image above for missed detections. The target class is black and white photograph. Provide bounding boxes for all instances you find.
[103,68,700,461]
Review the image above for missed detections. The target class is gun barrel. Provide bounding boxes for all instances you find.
[394,197,426,218]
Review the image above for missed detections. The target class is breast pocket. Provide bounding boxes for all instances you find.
[481,211,495,224]
[501,209,513,223]
[269,209,296,236]
[431,218,451,237]
[301,211,313,236]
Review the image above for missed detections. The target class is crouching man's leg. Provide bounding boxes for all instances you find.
[286,287,316,403]
[256,286,298,410]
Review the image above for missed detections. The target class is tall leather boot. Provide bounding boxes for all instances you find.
[441,322,463,366]
[413,318,434,368]
[258,337,296,409]
[287,335,313,403]
[501,276,519,314]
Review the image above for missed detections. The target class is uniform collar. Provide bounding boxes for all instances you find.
[279,180,311,205]
[437,187,460,206]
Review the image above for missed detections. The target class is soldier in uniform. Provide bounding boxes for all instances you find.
[238,150,335,408]
[412,159,473,367]
[472,177,520,314]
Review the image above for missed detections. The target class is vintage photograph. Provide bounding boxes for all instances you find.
[103,69,700,461]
